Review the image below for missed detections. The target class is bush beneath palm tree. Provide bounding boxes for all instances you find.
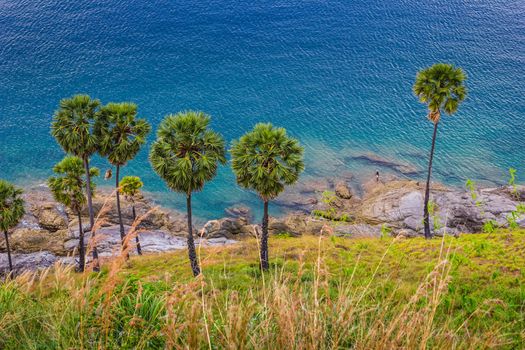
[119,175,145,255]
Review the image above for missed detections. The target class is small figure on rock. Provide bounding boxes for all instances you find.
[375,170,380,183]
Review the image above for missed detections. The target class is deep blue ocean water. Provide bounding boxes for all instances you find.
[1,0,524,220]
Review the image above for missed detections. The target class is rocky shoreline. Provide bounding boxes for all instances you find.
[1,176,524,273]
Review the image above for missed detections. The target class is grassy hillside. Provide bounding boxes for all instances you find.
[1,230,525,349]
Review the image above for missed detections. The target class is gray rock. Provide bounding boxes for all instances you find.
[200,218,245,239]
[360,181,525,235]
[0,251,57,274]
[224,206,252,223]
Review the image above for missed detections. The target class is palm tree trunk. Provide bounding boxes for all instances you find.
[132,205,142,255]
[260,200,270,271]
[77,212,85,272]
[186,193,200,277]
[115,165,125,243]
[4,230,13,273]
[83,156,99,272]
[423,122,439,239]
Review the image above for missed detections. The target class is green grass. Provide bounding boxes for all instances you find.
[1,230,525,349]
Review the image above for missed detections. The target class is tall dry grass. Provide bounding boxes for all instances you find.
[0,198,513,349]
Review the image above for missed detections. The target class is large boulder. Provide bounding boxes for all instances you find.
[0,228,69,255]
[32,202,68,232]
[200,218,245,239]
[224,206,252,224]
[268,214,325,236]
[359,180,525,235]
[335,181,353,199]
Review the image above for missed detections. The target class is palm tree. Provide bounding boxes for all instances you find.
[96,102,151,250]
[48,156,99,272]
[119,176,144,255]
[413,63,467,239]
[230,123,304,270]
[150,111,226,277]
[51,94,101,269]
[0,180,25,273]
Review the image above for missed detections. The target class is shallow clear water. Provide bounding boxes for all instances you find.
[1,0,524,219]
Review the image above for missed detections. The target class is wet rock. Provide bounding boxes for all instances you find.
[335,181,353,199]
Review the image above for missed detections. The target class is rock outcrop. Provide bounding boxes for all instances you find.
[359,180,525,236]
[1,179,523,273]
[0,186,236,273]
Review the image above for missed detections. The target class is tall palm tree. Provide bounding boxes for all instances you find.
[119,175,144,255]
[230,123,304,270]
[413,63,467,239]
[150,111,226,277]
[48,156,99,272]
[96,102,151,249]
[0,180,25,273]
[51,94,101,269]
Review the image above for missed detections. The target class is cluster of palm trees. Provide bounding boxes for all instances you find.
[47,98,306,276]
[49,96,151,272]
[0,62,467,276]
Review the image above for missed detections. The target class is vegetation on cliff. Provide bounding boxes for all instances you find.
[0,231,524,349]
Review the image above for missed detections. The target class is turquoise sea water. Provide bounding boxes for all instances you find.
[1,0,524,219]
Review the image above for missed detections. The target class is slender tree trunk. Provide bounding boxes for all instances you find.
[83,156,99,272]
[132,204,142,255]
[115,165,125,242]
[260,200,270,271]
[423,122,439,239]
[77,212,85,272]
[186,193,200,277]
[4,230,13,273]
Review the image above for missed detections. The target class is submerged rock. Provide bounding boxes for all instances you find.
[348,153,420,176]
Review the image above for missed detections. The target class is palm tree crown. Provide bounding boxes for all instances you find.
[230,123,304,200]
[413,63,467,123]
[51,94,100,158]
[120,176,143,200]
[97,102,151,166]
[48,156,99,213]
[150,111,227,194]
[0,180,25,233]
